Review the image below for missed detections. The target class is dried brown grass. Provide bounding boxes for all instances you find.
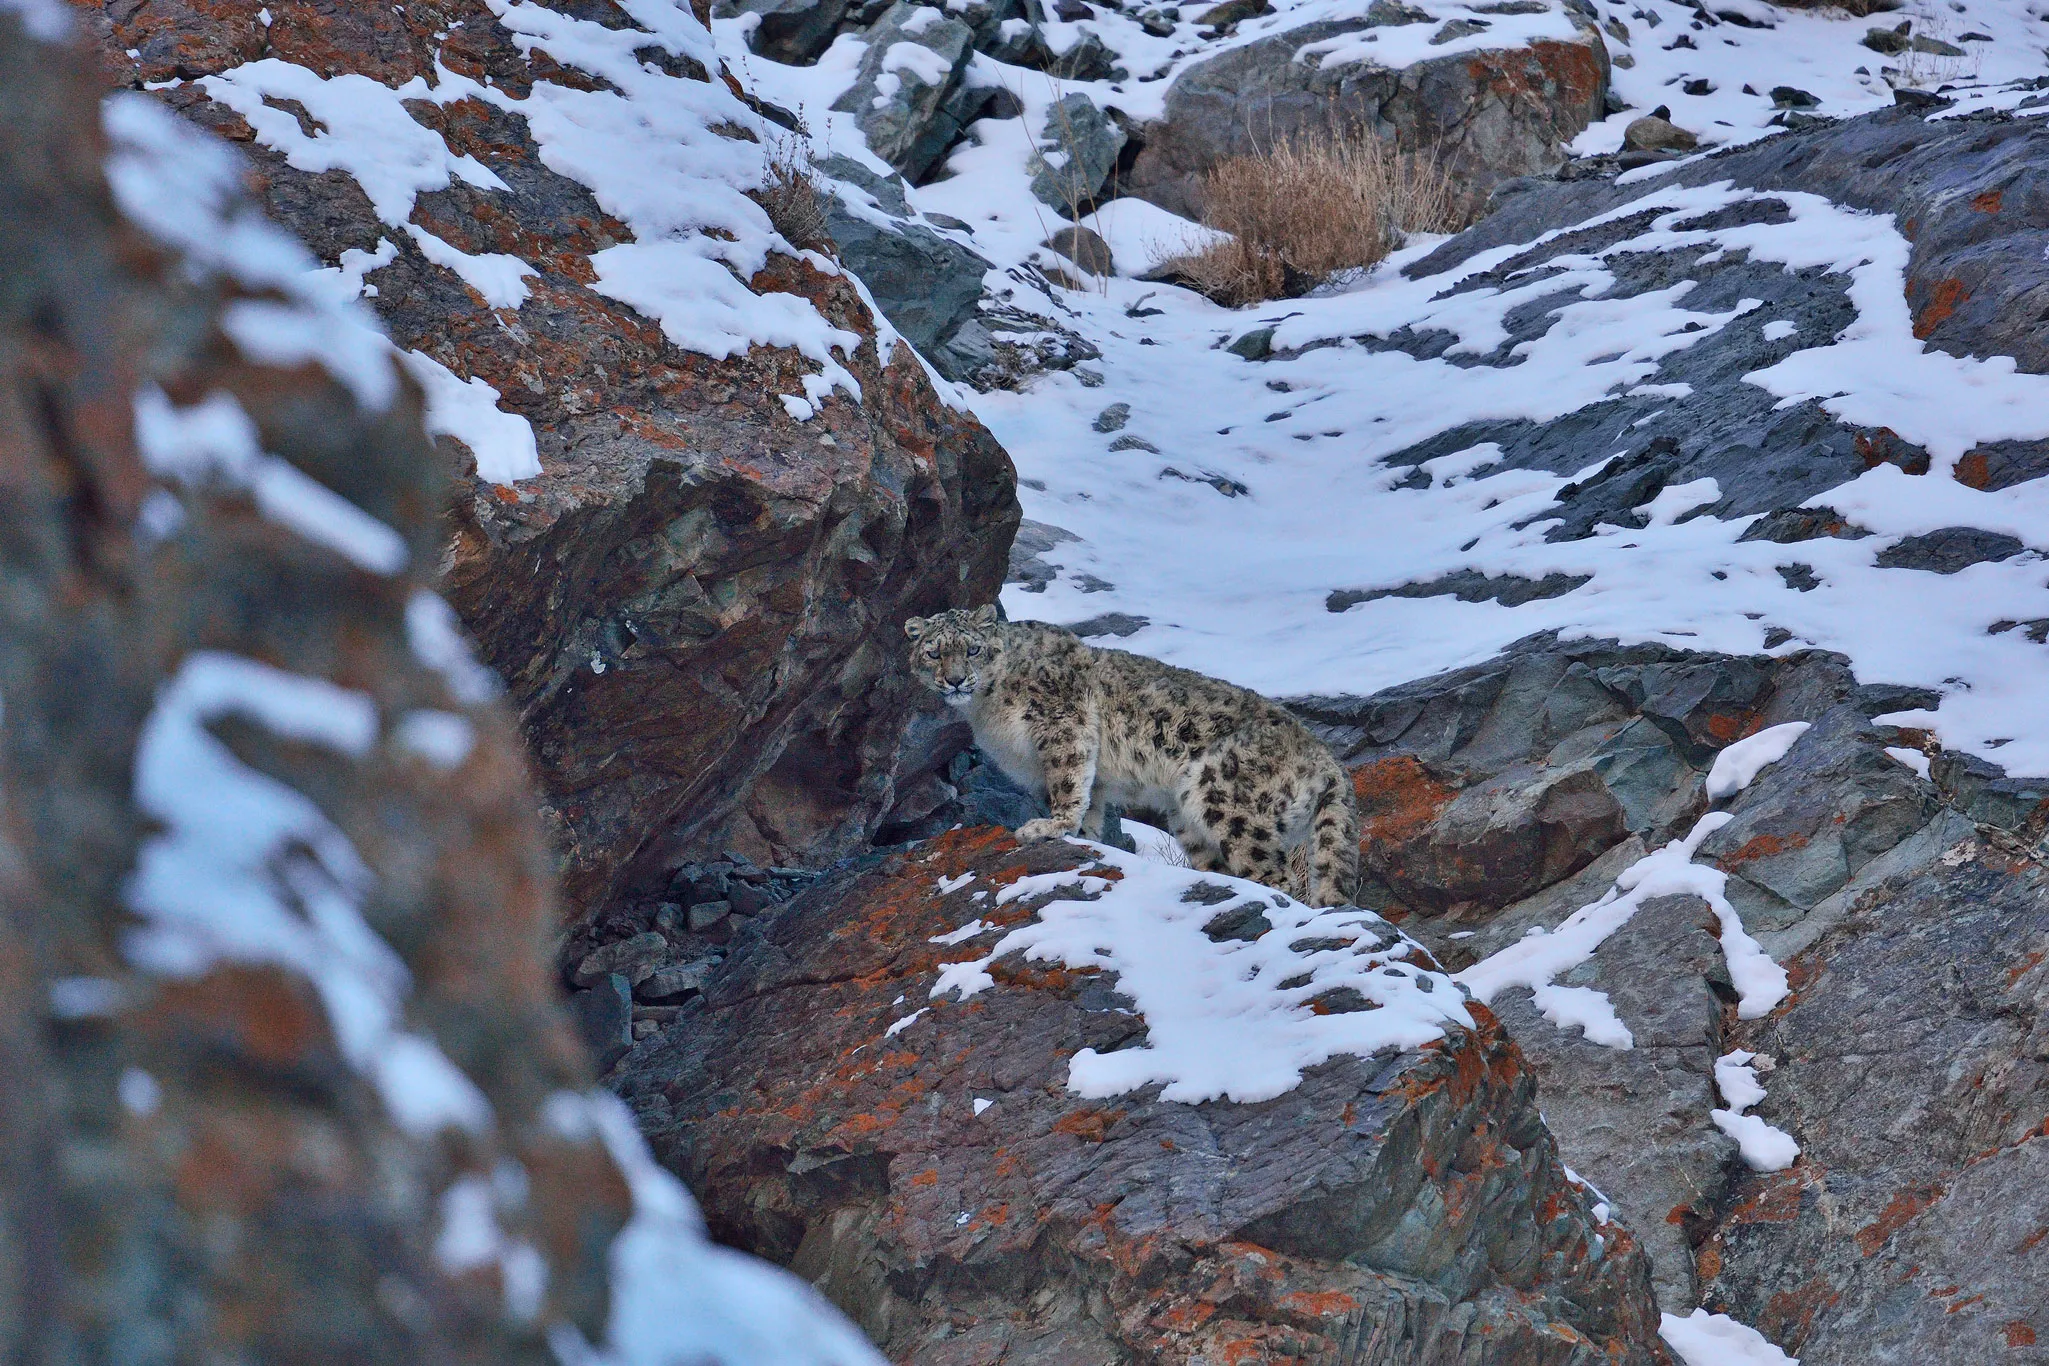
[1160,130,1473,306]
[750,138,832,254]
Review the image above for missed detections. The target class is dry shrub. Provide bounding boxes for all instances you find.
[750,138,832,254]
[1160,130,1472,306]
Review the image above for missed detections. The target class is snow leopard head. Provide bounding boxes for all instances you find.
[904,605,1001,703]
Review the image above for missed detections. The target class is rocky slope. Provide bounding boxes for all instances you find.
[0,6,878,1359]
[71,0,1021,924]
[612,826,1673,1364]
[1297,634,2049,1363]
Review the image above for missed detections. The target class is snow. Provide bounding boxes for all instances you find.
[134,386,410,575]
[102,93,397,410]
[195,58,510,224]
[937,871,977,893]
[543,1089,887,1366]
[124,652,491,1138]
[884,1007,928,1037]
[1705,722,1811,801]
[0,0,69,41]
[47,977,126,1020]
[1457,808,1789,1040]
[932,839,1471,1103]
[882,38,955,87]
[397,350,545,484]
[1886,745,1932,780]
[118,1067,163,1116]
[406,589,504,704]
[435,1174,549,1323]
[1661,1308,1800,1365]
[972,1097,994,1114]
[1712,1049,1799,1172]
[396,709,478,769]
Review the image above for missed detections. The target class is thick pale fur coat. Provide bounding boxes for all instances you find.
[905,606,1361,907]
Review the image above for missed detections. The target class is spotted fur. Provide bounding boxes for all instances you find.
[905,607,1362,907]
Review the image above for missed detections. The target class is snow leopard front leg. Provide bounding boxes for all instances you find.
[1015,705,1100,843]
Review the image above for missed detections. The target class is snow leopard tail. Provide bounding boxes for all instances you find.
[1307,757,1361,908]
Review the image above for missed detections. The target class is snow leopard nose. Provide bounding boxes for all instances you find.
[942,672,967,689]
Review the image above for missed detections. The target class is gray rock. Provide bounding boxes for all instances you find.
[1700,832,2049,1364]
[1006,517,1080,592]
[572,973,636,1072]
[1092,402,1132,432]
[1873,525,2025,573]
[1067,611,1150,637]
[688,899,734,931]
[1363,109,2049,543]
[1698,705,1938,930]
[637,958,718,1001]
[1044,224,1114,275]
[573,930,670,986]
[1490,890,1737,1314]
[1328,569,1592,611]
[716,0,874,63]
[830,3,978,181]
[1027,94,1128,210]
[814,155,994,373]
[1621,114,1697,152]
[1124,14,1608,217]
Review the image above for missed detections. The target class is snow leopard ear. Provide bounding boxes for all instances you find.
[904,616,927,641]
[971,604,999,628]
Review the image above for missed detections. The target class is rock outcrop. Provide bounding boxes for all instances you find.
[612,826,1673,1364]
[1124,7,1610,219]
[1390,101,2049,503]
[1294,633,2049,1361]
[0,8,875,1360]
[74,0,1022,924]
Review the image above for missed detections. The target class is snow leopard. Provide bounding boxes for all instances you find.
[904,606,1361,907]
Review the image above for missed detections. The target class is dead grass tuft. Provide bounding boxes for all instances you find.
[751,138,832,255]
[1159,130,1473,306]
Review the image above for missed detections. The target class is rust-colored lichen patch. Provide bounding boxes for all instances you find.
[1914,278,1970,339]
[1856,1184,1945,1256]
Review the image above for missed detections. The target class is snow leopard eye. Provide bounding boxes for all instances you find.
[966,644,982,656]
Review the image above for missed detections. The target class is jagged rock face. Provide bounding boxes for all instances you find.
[1123,16,1609,219]
[0,11,878,1361]
[1397,105,2049,503]
[612,826,1672,1365]
[73,0,1021,923]
[1296,635,2049,1360]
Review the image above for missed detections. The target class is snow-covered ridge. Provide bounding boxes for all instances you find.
[925,835,1473,1103]
[139,0,877,481]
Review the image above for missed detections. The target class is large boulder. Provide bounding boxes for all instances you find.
[74,0,1021,923]
[830,2,986,182]
[612,826,1673,1364]
[813,154,996,379]
[1027,92,1128,212]
[1295,630,2049,1359]
[1124,4,1609,219]
[0,9,876,1361]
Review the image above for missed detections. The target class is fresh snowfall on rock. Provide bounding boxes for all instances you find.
[5,0,2047,1360]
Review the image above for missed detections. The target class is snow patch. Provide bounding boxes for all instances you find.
[1660,1309,1799,1365]
[1458,810,1789,1039]
[932,841,1470,1103]
[1711,1049,1799,1172]
[1706,722,1811,801]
